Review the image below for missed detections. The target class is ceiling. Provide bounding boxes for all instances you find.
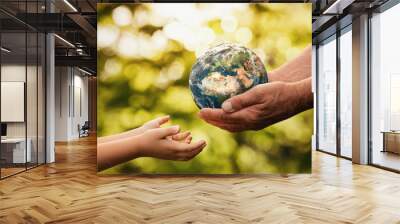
[0,0,96,75]
[311,0,390,42]
[1,0,395,74]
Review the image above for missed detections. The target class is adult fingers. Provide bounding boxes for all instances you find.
[201,118,244,132]
[199,108,236,124]
[199,108,248,124]
[221,86,262,113]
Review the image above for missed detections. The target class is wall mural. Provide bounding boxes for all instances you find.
[97,3,313,174]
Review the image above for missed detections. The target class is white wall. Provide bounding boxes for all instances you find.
[1,65,33,138]
[72,73,89,138]
[54,67,89,141]
[55,67,69,141]
[1,65,25,132]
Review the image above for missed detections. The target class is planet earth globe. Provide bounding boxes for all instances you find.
[189,43,268,109]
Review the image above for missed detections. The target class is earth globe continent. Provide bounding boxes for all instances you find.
[189,43,268,109]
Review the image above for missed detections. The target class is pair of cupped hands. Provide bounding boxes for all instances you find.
[130,115,206,161]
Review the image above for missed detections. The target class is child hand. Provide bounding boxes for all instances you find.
[142,116,192,143]
[136,125,206,161]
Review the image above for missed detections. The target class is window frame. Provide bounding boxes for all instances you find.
[315,22,353,160]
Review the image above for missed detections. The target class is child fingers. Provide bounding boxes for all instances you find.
[184,136,192,144]
[156,115,170,126]
[171,131,190,141]
[162,140,206,161]
[187,144,205,157]
[165,139,206,152]
[178,140,206,152]
[154,125,180,138]
[178,142,206,161]
[145,116,170,129]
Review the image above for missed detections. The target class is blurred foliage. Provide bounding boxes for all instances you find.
[97,3,312,174]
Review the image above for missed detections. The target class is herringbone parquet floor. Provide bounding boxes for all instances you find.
[0,136,400,224]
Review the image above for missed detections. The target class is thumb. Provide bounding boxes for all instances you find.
[151,115,170,127]
[222,86,261,113]
[153,125,180,138]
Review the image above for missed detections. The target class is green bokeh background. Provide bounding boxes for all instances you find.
[97,3,313,174]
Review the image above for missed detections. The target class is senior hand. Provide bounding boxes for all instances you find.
[198,78,313,132]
